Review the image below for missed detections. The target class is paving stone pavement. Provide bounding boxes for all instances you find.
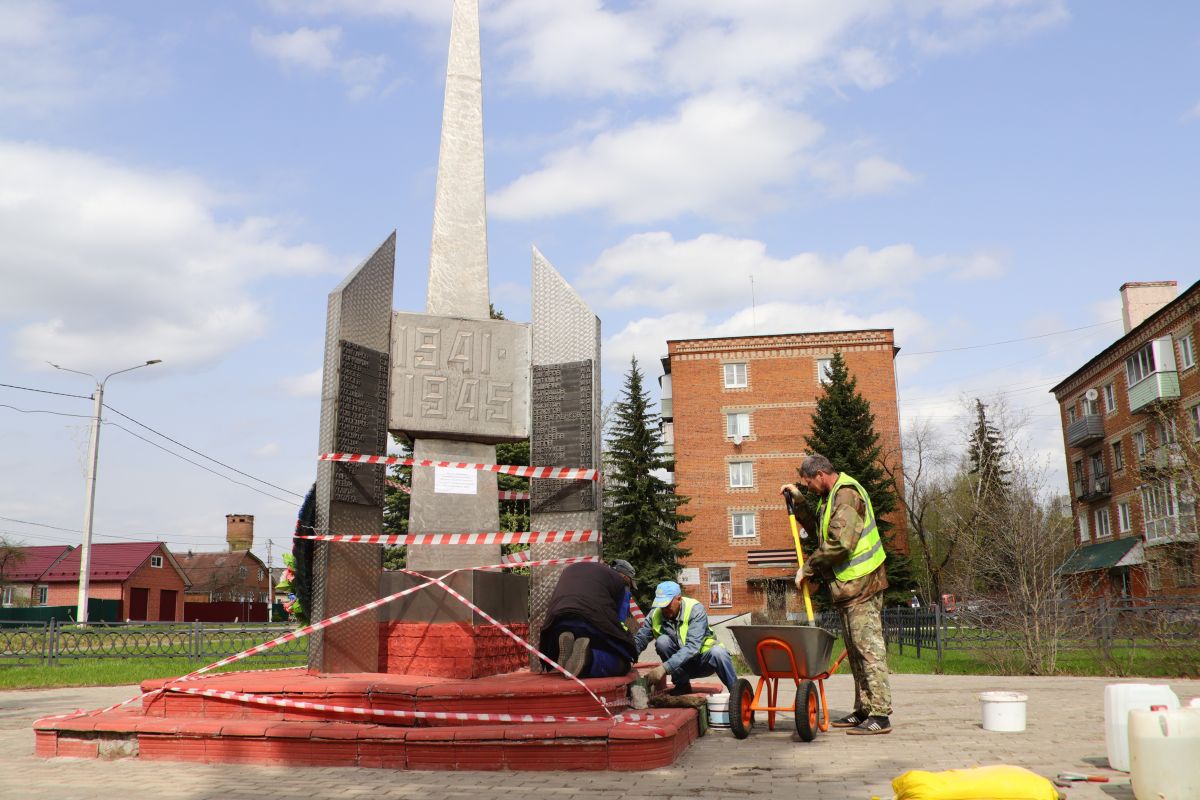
[3,674,1197,800]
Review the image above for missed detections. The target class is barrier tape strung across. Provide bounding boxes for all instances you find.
[295,530,599,545]
[385,478,410,494]
[628,596,646,624]
[165,685,664,727]
[383,480,527,502]
[498,490,529,501]
[320,452,598,481]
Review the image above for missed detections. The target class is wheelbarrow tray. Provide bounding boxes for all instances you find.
[729,624,836,679]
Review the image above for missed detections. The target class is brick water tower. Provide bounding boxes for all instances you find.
[226,514,254,552]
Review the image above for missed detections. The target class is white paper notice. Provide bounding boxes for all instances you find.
[434,466,477,495]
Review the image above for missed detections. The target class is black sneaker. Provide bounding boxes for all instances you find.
[831,711,867,728]
[846,715,892,735]
[667,684,694,696]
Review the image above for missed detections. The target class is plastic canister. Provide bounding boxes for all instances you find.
[979,691,1027,732]
[707,693,730,728]
[1129,705,1200,800]
[1104,683,1180,772]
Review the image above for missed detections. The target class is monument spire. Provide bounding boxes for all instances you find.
[427,0,489,319]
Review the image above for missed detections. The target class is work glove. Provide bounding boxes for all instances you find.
[779,483,801,500]
[645,665,667,684]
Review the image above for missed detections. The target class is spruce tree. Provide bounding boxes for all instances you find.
[803,350,915,602]
[967,398,1010,504]
[603,356,691,608]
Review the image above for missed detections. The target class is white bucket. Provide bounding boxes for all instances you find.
[979,691,1027,732]
[707,693,731,728]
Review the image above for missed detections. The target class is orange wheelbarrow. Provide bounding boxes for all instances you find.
[727,624,848,742]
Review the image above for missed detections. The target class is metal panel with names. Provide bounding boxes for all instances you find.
[333,340,390,506]
[531,360,595,513]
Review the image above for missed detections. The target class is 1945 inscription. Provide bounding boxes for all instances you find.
[531,360,595,513]
[333,340,389,506]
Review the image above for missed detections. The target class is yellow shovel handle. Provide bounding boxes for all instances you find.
[785,494,815,624]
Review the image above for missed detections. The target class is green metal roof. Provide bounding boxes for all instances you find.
[1056,537,1142,575]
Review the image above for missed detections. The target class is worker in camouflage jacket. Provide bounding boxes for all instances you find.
[782,453,893,735]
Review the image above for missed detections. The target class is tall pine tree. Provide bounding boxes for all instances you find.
[803,351,917,604]
[603,356,691,608]
[967,398,1010,504]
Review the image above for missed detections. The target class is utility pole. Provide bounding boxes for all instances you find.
[266,538,273,623]
[51,359,162,624]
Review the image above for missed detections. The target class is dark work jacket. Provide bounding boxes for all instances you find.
[538,562,637,661]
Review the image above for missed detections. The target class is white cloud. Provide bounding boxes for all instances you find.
[254,443,282,458]
[490,92,823,223]
[907,0,1069,55]
[0,141,338,371]
[265,0,448,25]
[0,0,164,116]
[251,26,387,99]
[580,232,997,312]
[279,369,323,397]
[952,252,1006,281]
[814,155,917,197]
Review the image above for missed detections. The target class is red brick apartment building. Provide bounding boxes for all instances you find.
[1052,280,1200,600]
[661,330,906,619]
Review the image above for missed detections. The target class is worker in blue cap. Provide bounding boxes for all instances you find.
[633,580,738,694]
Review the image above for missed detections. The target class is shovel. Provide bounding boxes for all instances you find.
[784,493,816,625]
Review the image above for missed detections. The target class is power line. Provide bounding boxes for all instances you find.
[0,382,91,400]
[103,403,304,498]
[104,421,300,506]
[897,319,1121,357]
[0,403,94,420]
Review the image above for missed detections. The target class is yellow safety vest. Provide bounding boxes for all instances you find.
[649,597,716,653]
[819,473,886,582]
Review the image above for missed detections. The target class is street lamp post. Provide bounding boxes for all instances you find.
[50,359,162,624]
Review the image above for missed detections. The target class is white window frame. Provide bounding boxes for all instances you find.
[1180,334,1195,370]
[1094,507,1112,539]
[1081,393,1099,417]
[1190,405,1200,441]
[1078,513,1091,544]
[731,512,757,539]
[1066,406,1077,424]
[1141,482,1177,543]
[1118,502,1132,533]
[726,412,750,439]
[1126,342,1156,387]
[723,363,747,388]
[817,358,833,384]
[1133,430,1147,459]
[258,568,265,581]
[1103,382,1117,413]
[708,566,733,608]
[150,555,163,568]
[1,586,13,607]
[728,461,753,488]
[1177,552,1198,588]
[1111,440,1125,471]
[34,585,48,606]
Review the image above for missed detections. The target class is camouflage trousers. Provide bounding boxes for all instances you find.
[839,593,892,716]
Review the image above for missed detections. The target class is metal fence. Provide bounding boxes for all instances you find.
[0,619,307,666]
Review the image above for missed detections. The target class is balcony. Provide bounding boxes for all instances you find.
[1066,414,1105,449]
[660,396,673,420]
[1074,472,1111,503]
[1137,444,1186,478]
[1128,371,1180,414]
[1144,513,1199,546]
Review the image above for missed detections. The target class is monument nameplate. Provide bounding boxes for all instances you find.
[389,312,530,444]
[334,340,390,506]
[531,360,595,513]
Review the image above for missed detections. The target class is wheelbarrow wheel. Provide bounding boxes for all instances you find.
[794,680,819,742]
[729,679,755,739]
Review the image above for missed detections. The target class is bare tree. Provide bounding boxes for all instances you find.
[0,536,24,584]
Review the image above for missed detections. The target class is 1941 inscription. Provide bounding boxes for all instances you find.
[531,360,595,513]
[333,340,389,506]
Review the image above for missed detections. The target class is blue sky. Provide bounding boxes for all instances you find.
[1,0,1197,565]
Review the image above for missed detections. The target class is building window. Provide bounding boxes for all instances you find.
[1118,502,1132,533]
[1081,392,1099,417]
[816,358,833,384]
[1094,507,1111,538]
[258,568,265,581]
[726,412,750,439]
[1,586,13,607]
[34,586,48,606]
[1133,430,1147,459]
[1147,562,1161,591]
[1190,405,1200,440]
[1111,440,1125,471]
[1126,342,1156,386]
[729,462,753,488]
[1078,513,1090,544]
[731,512,757,539]
[1141,482,1177,543]
[1103,382,1117,413]
[708,567,732,607]
[1180,334,1195,370]
[723,363,747,388]
[150,555,163,568]
[238,566,248,580]
[1066,406,1077,424]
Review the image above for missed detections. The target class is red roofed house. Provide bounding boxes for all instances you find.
[0,545,74,607]
[41,542,190,621]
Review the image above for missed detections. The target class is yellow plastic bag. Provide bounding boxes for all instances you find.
[892,765,1058,800]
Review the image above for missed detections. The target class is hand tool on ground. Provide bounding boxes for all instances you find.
[1053,772,1110,787]
[784,492,815,625]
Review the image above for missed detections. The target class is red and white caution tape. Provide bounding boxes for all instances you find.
[164,685,662,727]
[384,481,527,502]
[385,478,411,494]
[296,530,599,546]
[628,596,646,624]
[320,452,598,481]
[501,549,531,566]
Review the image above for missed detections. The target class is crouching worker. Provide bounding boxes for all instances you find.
[538,559,639,678]
[634,581,737,695]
